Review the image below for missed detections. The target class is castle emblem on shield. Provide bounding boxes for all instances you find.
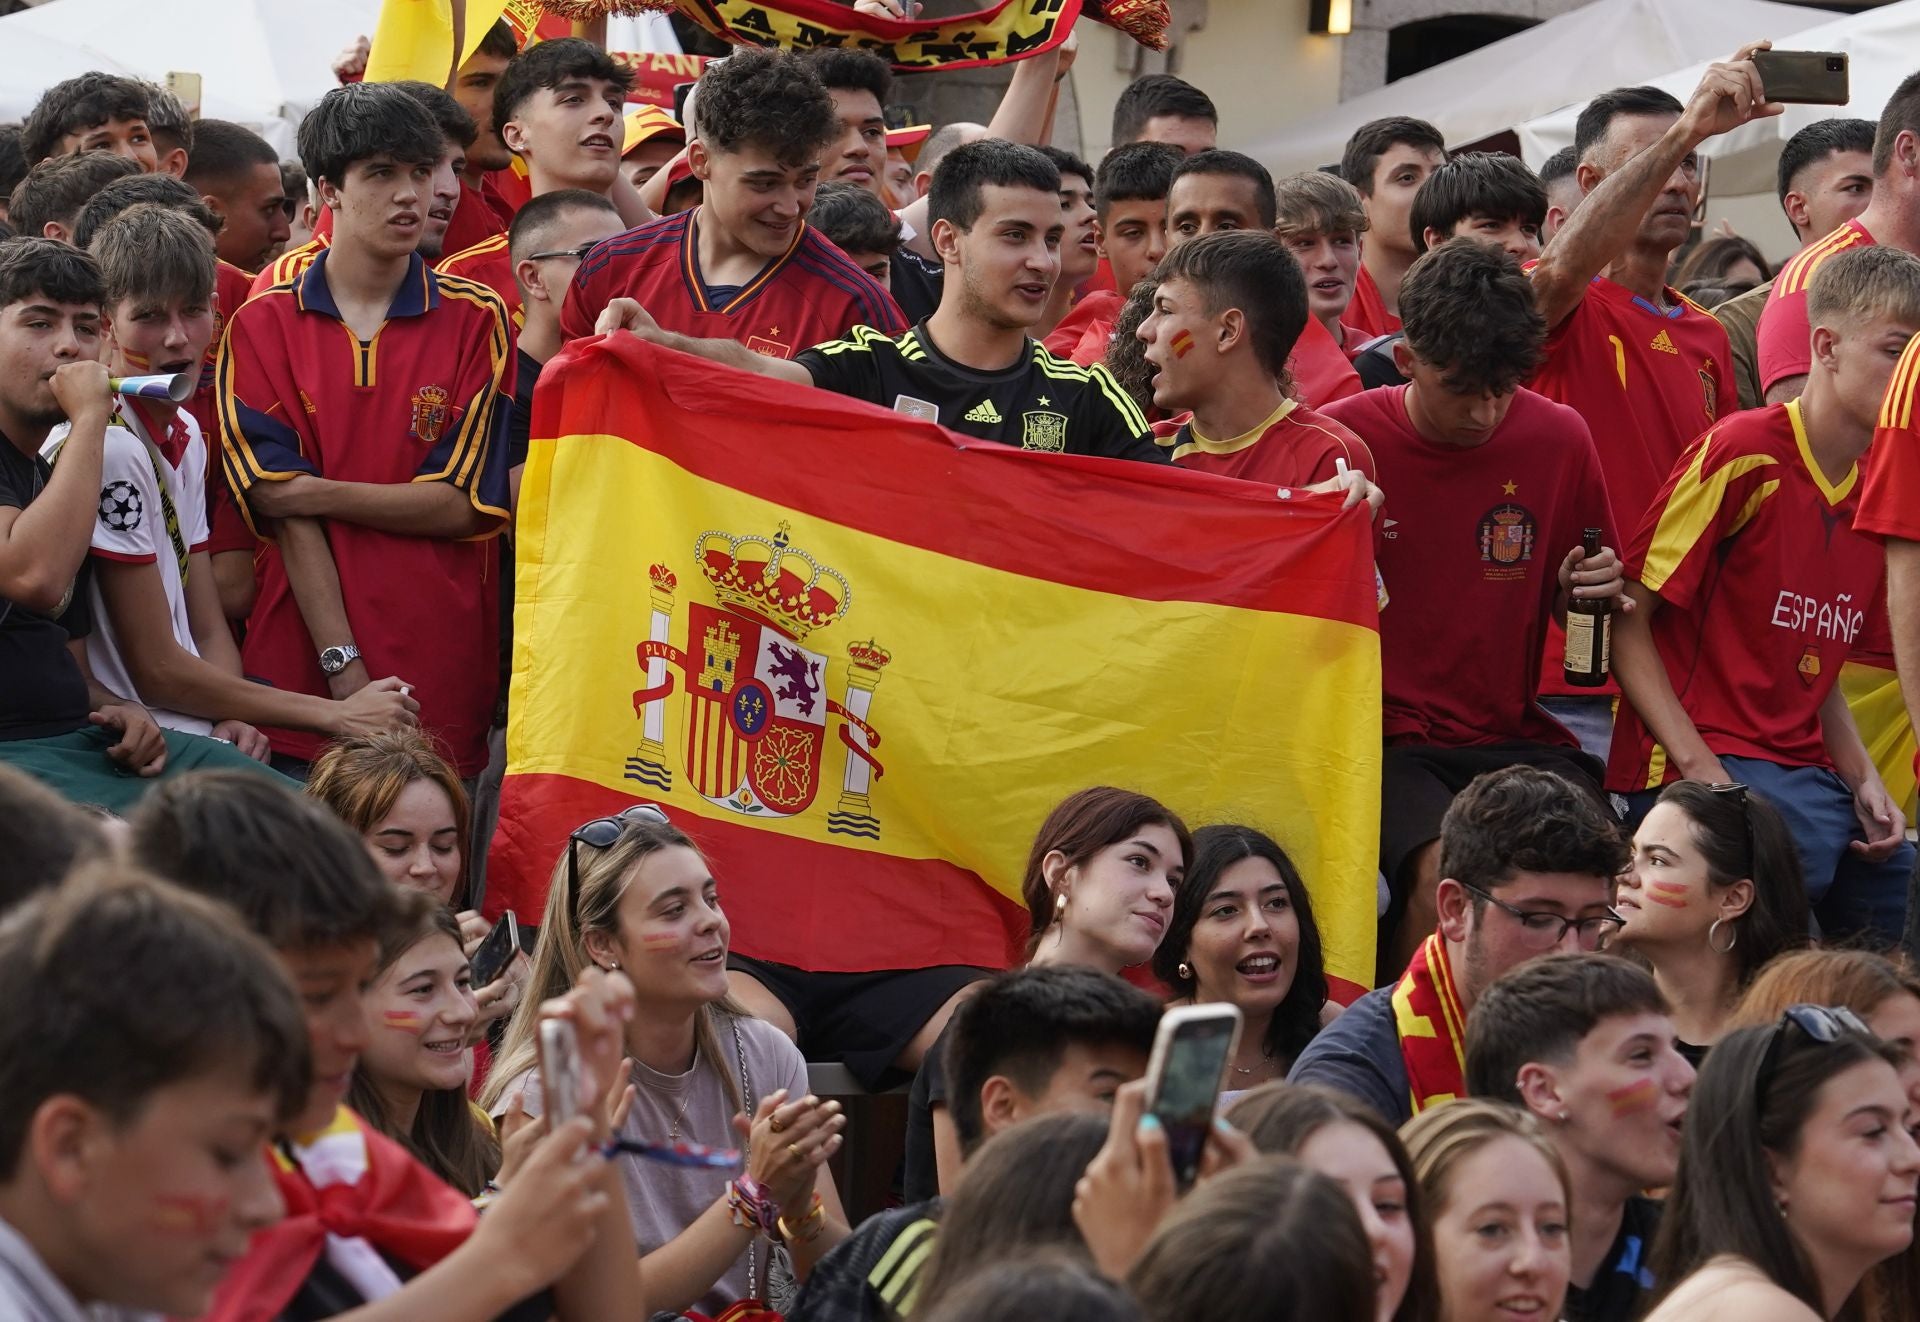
[626,523,888,838]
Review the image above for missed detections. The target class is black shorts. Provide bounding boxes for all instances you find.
[726,954,988,1092]
[1379,741,1610,936]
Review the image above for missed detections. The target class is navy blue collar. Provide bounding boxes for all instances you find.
[293,247,437,322]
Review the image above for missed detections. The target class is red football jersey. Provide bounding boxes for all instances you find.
[1345,264,1401,340]
[1153,398,1377,487]
[1323,384,1610,749]
[1756,219,1875,396]
[560,209,905,350]
[1291,314,1362,410]
[437,233,521,327]
[218,250,513,774]
[1529,274,1733,538]
[250,236,329,299]
[1043,289,1121,366]
[1607,401,1880,790]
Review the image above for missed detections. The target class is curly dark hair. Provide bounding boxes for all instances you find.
[21,72,150,165]
[492,37,632,134]
[806,47,891,104]
[1398,238,1546,396]
[1437,765,1627,897]
[1152,825,1328,1070]
[694,48,837,167]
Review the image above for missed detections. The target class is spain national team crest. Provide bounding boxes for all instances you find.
[626,523,889,838]
[1478,503,1536,581]
[409,385,452,446]
[1021,409,1068,452]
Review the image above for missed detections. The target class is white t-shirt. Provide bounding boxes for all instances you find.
[42,407,212,736]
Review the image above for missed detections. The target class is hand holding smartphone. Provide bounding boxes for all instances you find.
[1144,1004,1242,1192]
[1752,50,1850,106]
[469,911,520,989]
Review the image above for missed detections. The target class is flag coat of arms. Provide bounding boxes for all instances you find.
[489,335,1383,998]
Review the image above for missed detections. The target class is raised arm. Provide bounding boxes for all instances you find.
[1531,45,1777,332]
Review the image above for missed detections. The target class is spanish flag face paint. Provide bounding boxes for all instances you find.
[1605,1078,1660,1117]
[1170,328,1196,359]
[1642,879,1691,909]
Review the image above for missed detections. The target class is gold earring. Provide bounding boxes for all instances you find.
[1178,962,1192,980]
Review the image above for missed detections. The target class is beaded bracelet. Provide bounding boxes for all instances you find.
[775,1192,826,1245]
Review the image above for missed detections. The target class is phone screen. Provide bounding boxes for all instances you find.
[1150,1015,1238,1190]
[470,912,518,988]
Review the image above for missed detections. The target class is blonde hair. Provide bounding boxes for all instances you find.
[1808,244,1920,330]
[1273,170,1369,244]
[480,815,749,1114]
[306,729,472,906]
[1400,1098,1570,1216]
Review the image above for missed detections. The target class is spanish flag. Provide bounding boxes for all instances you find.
[488,336,1383,999]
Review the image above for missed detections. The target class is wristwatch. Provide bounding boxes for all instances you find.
[318,644,361,676]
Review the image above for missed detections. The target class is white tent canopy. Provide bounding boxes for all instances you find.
[0,0,383,154]
[1517,0,1920,195]
[1251,0,1823,179]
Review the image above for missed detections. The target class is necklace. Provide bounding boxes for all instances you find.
[1230,1043,1278,1077]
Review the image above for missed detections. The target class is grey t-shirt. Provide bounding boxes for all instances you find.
[499,1013,809,1317]
[0,1215,153,1322]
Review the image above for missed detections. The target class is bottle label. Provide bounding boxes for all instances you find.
[1566,613,1596,670]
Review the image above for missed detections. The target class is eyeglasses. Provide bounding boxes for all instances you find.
[1459,881,1626,949]
[526,242,601,262]
[1755,1004,1871,1118]
[567,804,670,929]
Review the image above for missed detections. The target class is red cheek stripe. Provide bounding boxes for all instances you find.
[1643,880,1690,909]
[1170,329,1195,359]
[151,1193,227,1235]
[1605,1079,1659,1116]
[382,1011,425,1032]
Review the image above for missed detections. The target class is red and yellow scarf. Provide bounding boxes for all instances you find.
[1391,933,1469,1115]
[534,0,1169,68]
[199,1108,478,1322]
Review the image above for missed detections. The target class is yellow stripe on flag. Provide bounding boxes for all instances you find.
[366,0,509,86]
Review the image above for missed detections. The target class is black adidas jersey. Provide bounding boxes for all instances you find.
[797,320,1165,464]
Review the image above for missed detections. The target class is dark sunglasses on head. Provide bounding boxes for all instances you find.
[526,242,601,262]
[1755,1003,1872,1119]
[568,804,670,929]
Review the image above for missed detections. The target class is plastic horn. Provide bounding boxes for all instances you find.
[108,372,193,403]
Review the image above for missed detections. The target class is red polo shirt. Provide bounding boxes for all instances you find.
[218,249,513,773]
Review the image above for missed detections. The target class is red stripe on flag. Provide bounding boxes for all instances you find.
[489,773,1028,972]
[532,336,1378,631]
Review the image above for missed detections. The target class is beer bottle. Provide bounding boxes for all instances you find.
[1564,527,1611,687]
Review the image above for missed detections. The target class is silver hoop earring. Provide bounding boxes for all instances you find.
[1177,962,1192,981]
[1707,918,1737,955]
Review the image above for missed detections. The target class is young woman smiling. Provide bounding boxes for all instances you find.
[484,806,847,1318]
[1402,1099,1572,1322]
[906,786,1193,1200]
[1646,1007,1920,1321]
[1153,825,1330,1089]
[348,900,499,1197]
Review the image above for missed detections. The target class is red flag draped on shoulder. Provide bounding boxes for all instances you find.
[489,335,1382,999]
[535,0,1168,70]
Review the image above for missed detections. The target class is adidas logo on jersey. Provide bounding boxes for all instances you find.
[964,400,1003,423]
[1650,329,1679,355]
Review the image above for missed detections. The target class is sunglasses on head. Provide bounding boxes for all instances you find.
[567,804,670,929]
[1755,1003,1872,1119]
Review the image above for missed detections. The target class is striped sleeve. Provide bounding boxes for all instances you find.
[1629,423,1781,606]
[1857,332,1920,542]
[795,324,899,404]
[216,297,315,536]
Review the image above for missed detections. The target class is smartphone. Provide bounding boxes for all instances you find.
[164,71,202,117]
[469,911,519,989]
[1144,1004,1242,1192]
[538,1019,584,1127]
[1754,50,1850,106]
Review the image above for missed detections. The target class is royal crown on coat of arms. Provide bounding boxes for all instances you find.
[624,524,886,837]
